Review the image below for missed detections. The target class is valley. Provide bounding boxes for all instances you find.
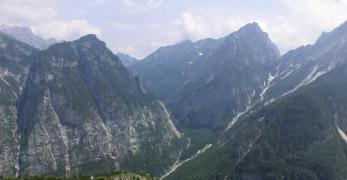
[1,2,347,179]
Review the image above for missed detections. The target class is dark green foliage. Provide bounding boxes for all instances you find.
[178,128,217,160]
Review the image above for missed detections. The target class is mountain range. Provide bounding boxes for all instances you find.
[130,21,347,179]
[1,20,347,180]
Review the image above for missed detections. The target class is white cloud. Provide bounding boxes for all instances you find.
[282,0,347,30]
[174,10,248,41]
[32,20,101,40]
[257,16,311,53]
[269,0,347,52]
[114,45,135,53]
[106,21,139,31]
[116,0,163,12]
[0,0,57,24]
[0,1,101,41]
[2,0,347,58]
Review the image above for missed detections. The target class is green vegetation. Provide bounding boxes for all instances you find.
[178,128,217,160]
[0,171,157,180]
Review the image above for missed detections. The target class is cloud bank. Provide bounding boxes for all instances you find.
[1,0,347,58]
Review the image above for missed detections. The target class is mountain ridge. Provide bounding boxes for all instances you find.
[130,22,280,130]
[0,24,58,50]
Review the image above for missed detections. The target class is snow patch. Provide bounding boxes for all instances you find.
[336,123,347,143]
[279,64,301,80]
[260,73,275,101]
[225,91,256,131]
[281,64,334,97]
[225,107,249,131]
[0,69,11,86]
[186,137,191,149]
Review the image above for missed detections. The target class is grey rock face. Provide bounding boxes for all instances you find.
[0,33,38,176]
[0,34,183,176]
[15,34,183,176]
[0,25,58,50]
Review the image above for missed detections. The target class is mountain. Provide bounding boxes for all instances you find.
[262,20,347,102]
[130,23,280,154]
[0,33,38,176]
[166,63,347,180]
[116,52,138,67]
[216,21,347,141]
[2,18,347,179]
[169,23,279,130]
[164,20,347,180]
[0,34,184,177]
[0,25,58,50]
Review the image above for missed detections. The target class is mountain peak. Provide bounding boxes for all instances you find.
[238,22,263,34]
[223,22,279,57]
[78,34,99,41]
[224,22,267,41]
[75,34,106,48]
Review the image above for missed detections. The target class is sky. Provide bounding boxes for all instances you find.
[1,0,347,59]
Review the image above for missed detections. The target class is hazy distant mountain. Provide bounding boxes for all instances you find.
[116,52,138,67]
[0,25,58,50]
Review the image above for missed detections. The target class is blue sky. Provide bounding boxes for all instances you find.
[1,0,347,58]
